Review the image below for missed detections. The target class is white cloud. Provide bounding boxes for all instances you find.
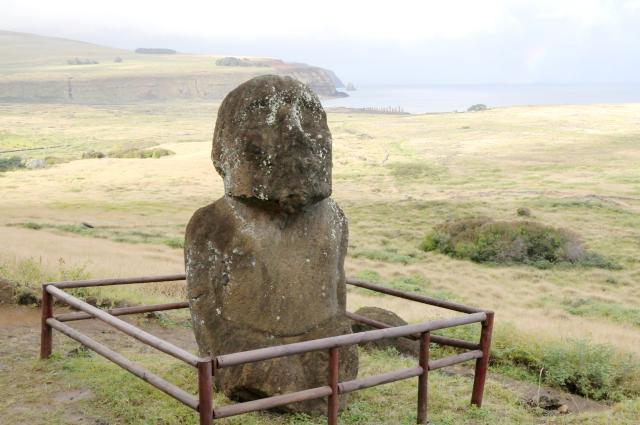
[2,0,639,84]
[2,0,616,41]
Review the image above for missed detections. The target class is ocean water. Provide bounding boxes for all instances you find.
[322,84,640,114]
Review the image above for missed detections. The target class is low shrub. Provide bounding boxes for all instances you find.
[0,257,90,295]
[542,340,640,400]
[486,325,640,401]
[467,104,488,112]
[0,156,24,172]
[421,218,617,269]
[67,58,99,65]
[82,150,105,159]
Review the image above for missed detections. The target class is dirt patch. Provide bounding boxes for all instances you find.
[0,305,197,425]
[53,389,93,404]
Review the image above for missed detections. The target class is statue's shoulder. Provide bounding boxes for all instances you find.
[321,198,348,229]
[185,197,237,246]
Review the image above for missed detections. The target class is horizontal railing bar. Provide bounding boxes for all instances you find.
[347,278,485,314]
[338,366,423,394]
[46,285,203,367]
[346,312,480,350]
[428,350,483,370]
[55,301,190,322]
[216,312,486,368]
[46,318,199,410]
[431,334,480,350]
[48,274,186,289]
[214,386,333,419]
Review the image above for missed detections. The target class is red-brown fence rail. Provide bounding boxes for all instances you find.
[40,274,494,425]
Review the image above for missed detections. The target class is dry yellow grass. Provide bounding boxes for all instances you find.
[1,102,640,359]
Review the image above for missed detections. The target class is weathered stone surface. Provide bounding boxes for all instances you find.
[212,75,332,213]
[186,197,358,413]
[186,75,357,414]
[351,306,419,357]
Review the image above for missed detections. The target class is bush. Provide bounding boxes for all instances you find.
[486,325,640,401]
[467,104,488,112]
[543,340,640,400]
[0,156,24,172]
[421,218,616,268]
[516,207,531,217]
[67,58,99,65]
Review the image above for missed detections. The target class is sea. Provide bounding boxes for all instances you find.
[321,84,640,114]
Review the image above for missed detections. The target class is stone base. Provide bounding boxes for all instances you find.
[211,315,358,414]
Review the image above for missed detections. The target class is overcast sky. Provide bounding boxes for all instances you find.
[3,0,640,85]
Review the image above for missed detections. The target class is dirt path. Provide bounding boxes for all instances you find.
[0,305,197,425]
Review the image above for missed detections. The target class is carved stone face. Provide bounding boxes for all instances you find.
[212,75,332,213]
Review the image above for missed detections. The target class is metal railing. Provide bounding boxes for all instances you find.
[40,274,494,425]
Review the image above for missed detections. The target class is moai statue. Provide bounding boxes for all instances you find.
[185,75,358,414]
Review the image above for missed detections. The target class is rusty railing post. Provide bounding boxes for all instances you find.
[417,331,430,424]
[198,358,214,425]
[40,284,53,359]
[328,347,340,425]
[471,311,494,407]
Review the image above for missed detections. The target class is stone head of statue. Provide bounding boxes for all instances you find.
[212,75,332,213]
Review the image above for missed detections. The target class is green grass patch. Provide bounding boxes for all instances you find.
[352,269,432,295]
[562,298,640,327]
[386,160,447,181]
[163,237,184,249]
[52,347,538,425]
[351,248,419,265]
[21,221,43,230]
[12,221,184,248]
[109,147,174,159]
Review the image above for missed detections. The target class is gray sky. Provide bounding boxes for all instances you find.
[3,0,640,85]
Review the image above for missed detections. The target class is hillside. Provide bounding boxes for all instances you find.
[0,30,345,103]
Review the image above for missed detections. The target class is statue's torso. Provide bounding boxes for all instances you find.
[186,196,348,337]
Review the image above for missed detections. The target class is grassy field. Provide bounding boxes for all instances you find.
[1,101,640,423]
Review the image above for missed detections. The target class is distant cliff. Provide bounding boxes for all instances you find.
[0,31,347,103]
[0,67,345,103]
